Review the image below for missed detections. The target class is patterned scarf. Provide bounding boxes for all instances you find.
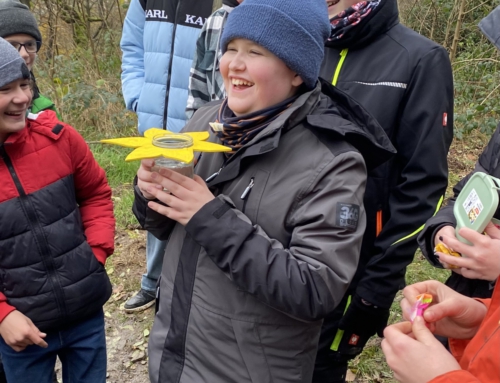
[329,0,381,41]
[210,95,298,154]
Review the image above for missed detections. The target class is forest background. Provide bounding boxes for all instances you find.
[16,0,500,382]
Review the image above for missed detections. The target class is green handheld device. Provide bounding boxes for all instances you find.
[454,172,500,245]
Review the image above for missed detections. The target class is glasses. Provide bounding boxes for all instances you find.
[7,40,41,53]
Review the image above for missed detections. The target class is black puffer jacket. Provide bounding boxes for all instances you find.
[320,0,454,308]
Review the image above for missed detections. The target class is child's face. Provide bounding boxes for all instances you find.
[220,39,303,117]
[326,0,359,18]
[0,78,32,143]
[3,34,37,71]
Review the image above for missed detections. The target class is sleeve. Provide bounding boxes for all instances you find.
[186,19,212,120]
[184,152,367,321]
[120,0,146,113]
[69,128,115,265]
[418,124,500,266]
[356,46,455,308]
[0,299,16,324]
[429,371,485,383]
[132,180,177,240]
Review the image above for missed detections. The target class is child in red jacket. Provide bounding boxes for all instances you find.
[0,37,114,383]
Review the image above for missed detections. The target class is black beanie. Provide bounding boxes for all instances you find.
[0,0,42,43]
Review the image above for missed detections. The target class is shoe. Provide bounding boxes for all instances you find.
[124,289,156,313]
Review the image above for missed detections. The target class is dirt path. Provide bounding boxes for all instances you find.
[103,229,154,383]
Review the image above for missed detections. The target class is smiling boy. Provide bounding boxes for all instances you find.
[0,38,114,383]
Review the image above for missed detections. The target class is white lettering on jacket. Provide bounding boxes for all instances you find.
[185,14,206,25]
[145,9,168,19]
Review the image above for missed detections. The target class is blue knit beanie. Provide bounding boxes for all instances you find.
[220,0,331,89]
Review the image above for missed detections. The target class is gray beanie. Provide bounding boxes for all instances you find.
[220,0,331,89]
[0,37,30,88]
[0,0,42,43]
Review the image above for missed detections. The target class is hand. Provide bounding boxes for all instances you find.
[137,159,164,200]
[400,280,487,340]
[335,295,390,357]
[434,225,458,269]
[0,311,48,352]
[437,222,500,281]
[145,167,215,226]
[381,317,461,383]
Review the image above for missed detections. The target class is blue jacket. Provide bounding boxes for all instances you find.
[120,0,214,134]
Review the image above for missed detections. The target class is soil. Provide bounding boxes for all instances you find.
[69,132,489,383]
[81,229,153,383]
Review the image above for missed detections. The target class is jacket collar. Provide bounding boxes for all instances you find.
[308,78,395,170]
[243,79,396,171]
[207,79,394,189]
[3,110,64,146]
[325,0,399,50]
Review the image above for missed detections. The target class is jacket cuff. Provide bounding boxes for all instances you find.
[0,302,16,324]
[92,247,108,265]
[185,196,234,235]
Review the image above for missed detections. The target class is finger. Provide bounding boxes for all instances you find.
[147,200,174,218]
[146,184,177,206]
[446,228,489,256]
[459,268,482,280]
[403,281,440,303]
[151,172,187,197]
[411,316,436,346]
[435,225,456,244]
[437,253,473,269]
[392,321,413,334]
[380,338,392,356]
[484,221,500,239]
[423,299,459,323]
[28,331,48,348]
[158,167,198,191]
[142,159,155,169]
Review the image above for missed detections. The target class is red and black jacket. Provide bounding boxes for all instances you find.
[0,111,114,332]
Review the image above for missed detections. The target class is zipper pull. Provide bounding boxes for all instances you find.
[241,178,255,200]
[205,167,223,183]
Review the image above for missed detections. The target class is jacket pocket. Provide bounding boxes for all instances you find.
[232,319,318,383]
[239,169,270,223]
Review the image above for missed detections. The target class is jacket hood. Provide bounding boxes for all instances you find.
[325,0,399,50]
[479,6,500,50]
[307,78,396,170]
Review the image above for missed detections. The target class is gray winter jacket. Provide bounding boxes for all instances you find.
[133,80,395,383]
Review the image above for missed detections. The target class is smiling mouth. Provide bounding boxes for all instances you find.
[5,111,24,117]
[231,78,254,89]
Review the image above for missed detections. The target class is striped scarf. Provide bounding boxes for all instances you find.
[329,0,381,41]
[211,95,298,154]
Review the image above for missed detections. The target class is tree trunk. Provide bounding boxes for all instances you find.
[449,0,467,63]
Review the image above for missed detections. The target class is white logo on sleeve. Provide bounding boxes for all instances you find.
[336,203,360,231]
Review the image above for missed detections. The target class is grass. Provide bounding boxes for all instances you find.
[90,143,139,229]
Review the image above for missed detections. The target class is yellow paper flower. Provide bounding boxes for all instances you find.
[101,128,231,162]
